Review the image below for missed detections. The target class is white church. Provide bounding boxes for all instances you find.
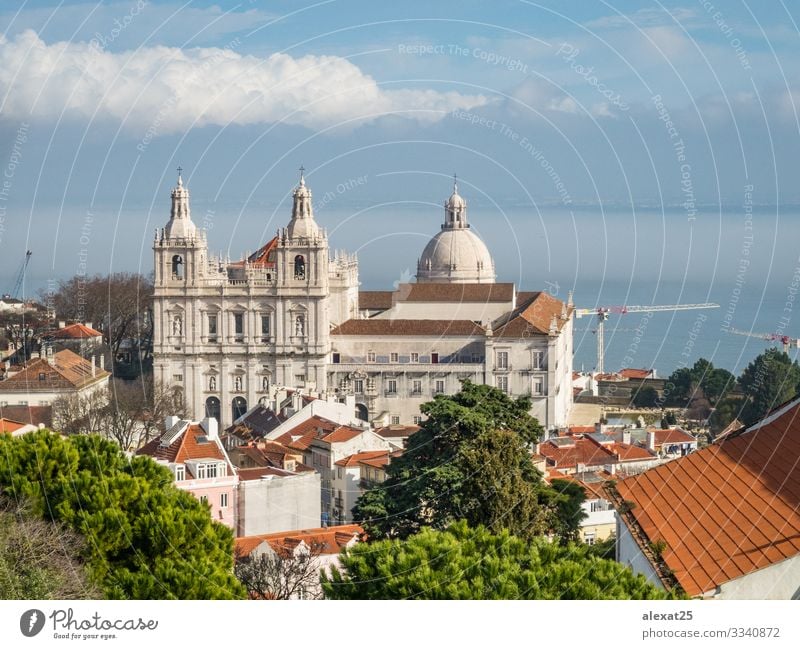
[153,170,574,431]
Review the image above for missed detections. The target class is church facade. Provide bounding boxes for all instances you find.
[153,171,573,431]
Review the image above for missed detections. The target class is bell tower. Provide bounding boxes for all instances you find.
[273,167,331,391]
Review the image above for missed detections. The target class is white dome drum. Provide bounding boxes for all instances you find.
[416,179,496,284]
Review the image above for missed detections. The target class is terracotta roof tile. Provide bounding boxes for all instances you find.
[50,323,102,339]
[374,424,420,439]
[0,349,109,391]
[492,292,571,337]
[616,398,800,596]
[0,418,27,433]
[0,405,51,427]
[619,368,654,379]
[274,416,338,451]
[395,282,515,303]
[238,466,294,480]
[321,425,366,444]
[335,450,390,467]
[138,422,228,470]
[235,524,364,557]
[358,291,393,309]
[246,236,278,268]
[331,319,485,337]
[649,427,695,446]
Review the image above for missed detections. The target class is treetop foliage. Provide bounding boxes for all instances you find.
[0,431,244,599]
[322,521,674,600]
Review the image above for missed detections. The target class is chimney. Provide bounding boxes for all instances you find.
[91,355,96,377]
[622,429,631,445]
[45,346,54,366]
[99,354,105,371]
[292,390,302,412]
[164,415,180,430]
[86,322,93,330]
[58,321,65,329]
[201,417,218,440]
[646,430,656,452]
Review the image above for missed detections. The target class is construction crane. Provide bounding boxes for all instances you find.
[4,250,32,301]
[727,327,800,353]
[575,302,720,374]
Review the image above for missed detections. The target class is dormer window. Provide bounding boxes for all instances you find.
[171,255,184,279]
[175,465,185,481]
[294,255,306,279]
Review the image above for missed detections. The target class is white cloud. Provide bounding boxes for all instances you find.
[585,7,698,30]
[0,31,489,134]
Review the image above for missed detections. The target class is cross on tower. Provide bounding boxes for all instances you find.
[177,166,183,181]
[453,172,458,192]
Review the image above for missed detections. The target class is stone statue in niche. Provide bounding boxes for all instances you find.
[295,315,305,336]
[209,376,216,391]
[173,315,182,335]
[262,376,269,391]
[234,376,242,391]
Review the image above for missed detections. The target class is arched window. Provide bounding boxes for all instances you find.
[205,396,220,422]
[294,255,306,279]
[171,255,184,279]
[355,403,369,422]
[232,397,248,422]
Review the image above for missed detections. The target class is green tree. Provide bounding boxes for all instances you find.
[738,348,800,425]
[632,386,659,408]
[547,479,588,543]
[322,522,674,600]
[708,396,743,436]
[0,431,244,599]
[353,381,574,541]
[665,359,735,414]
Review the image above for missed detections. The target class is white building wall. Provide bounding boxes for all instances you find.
[616,517,665,591]
[237,471,322,536]
[705,555,800,600]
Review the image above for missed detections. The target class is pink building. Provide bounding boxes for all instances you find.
[138,416,238,528]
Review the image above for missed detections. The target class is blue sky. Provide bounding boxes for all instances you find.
[2,0,800,301]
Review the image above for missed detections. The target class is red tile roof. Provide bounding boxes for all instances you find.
[238,466,294,480]
[492,291,571,337]
[358,291,393,310]
[619,368,654,379]
[0,349,109,391]
[595,372,625,381]
[246,236,278,268]
[335,450,390,468]
[615,398,800,597]
[321,425,366,444]
[273,416,339,451]
[0,418,27,433]
[235,524,364,557]
[649,427,695,446]
[51,323,102,339]
[396,282,515,303]
[137,422,229,472]
[374,424,420,439]
[330,319,485,337]
[568,426,596,434]
[539,435,655,470]
[0,404,52,427]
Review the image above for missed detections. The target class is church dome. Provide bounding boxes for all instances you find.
[416,178,496,284]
